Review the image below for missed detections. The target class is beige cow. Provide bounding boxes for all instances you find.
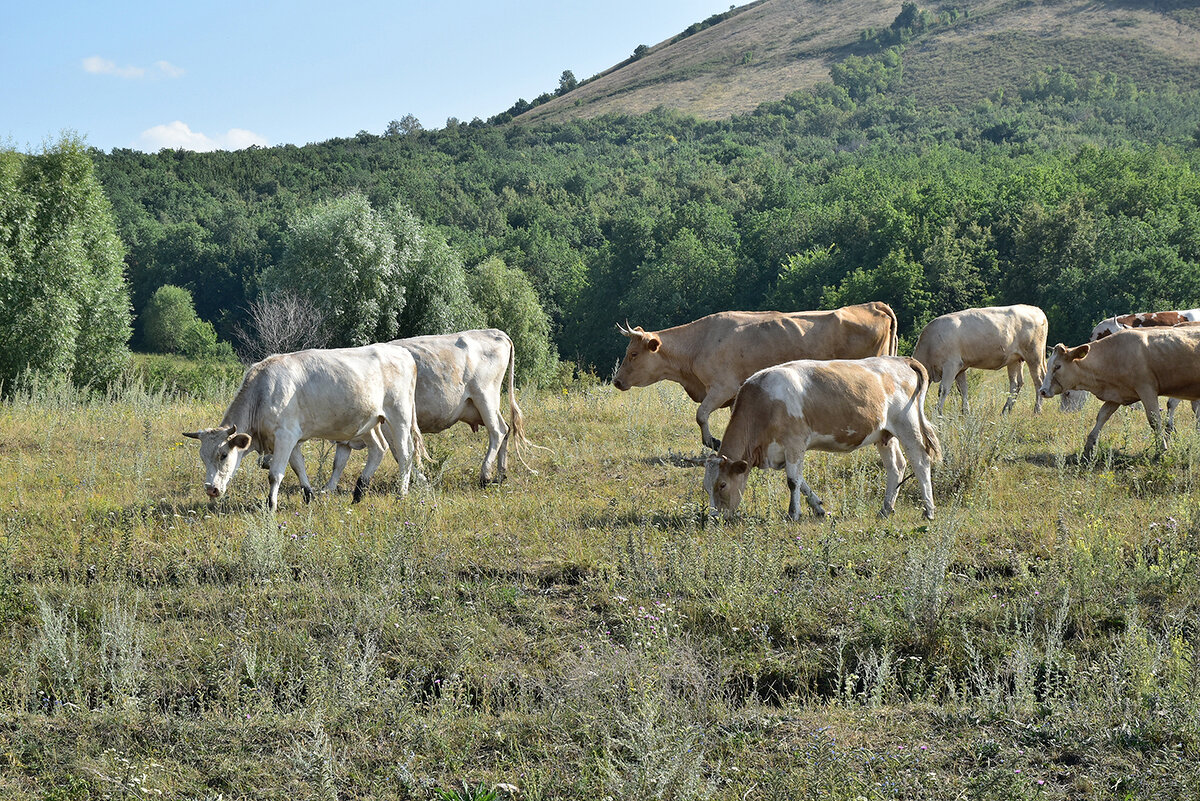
[912,304,1048,415]
[614,302,898,449]
[704,356,941,521]
[183,343,422,510]
[1038,326,1200,457]
[323,329,538,489]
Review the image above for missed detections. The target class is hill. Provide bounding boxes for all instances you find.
[518,0,1200,124]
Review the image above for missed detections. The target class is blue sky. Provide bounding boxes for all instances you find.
[2,0,738,154]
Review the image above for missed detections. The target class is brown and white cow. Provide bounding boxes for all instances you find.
[183,343,423,510]
[323,329,538,489]
[1063,310,1200,425]
[1038,326,1200,457]
[911,304,1048,415]
[614,302,898,449]
[704,356,942,521]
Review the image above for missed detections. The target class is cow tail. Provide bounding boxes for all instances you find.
[505,334,552,475]
[884,302,899,356]
[907,358,942,463]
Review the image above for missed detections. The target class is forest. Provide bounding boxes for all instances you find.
[84,55,1200,384]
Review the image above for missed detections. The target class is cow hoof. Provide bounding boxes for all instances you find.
[923,509,935,521]
[301,486,313,504]
[878,507,894,519]
[352,478,367,503]
[707,437,722,451]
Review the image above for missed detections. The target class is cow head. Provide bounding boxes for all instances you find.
[612,322,663,391]
[1038,343,1090,400]
[182,425,253,498]
[704,454,750,519]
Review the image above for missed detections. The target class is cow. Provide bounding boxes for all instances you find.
[1062,310,1200,426]
[911,304,1048,415]
[183,343,422,510]
[614,302,898,450]
[322,329,538,489]
[704,356,942,522]
[1038,326,1200,458]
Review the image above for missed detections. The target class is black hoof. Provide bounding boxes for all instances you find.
[302,486,313,504]
[706,437,721,451]
[352,478,367,503]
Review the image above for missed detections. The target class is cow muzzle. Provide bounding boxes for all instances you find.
[205,484,222,498]
[612,378,628,391]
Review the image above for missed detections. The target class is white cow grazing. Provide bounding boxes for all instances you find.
[323,329,538,489]
[183,343,422,510]
[704,356,942,521]
[911,304,1048,415]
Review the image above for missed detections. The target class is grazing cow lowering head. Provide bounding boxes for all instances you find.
[1039,343,1091,401]
[612,323,664,391]
[183,425,253,498]
[704,455,751,521]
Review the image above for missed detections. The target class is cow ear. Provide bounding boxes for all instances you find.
[1066,344,1090,361]
[730,460,749,475]
[182,431,201,440]
[645,335,661,353]
[1052,343,1067,356]
[229,433,252,450]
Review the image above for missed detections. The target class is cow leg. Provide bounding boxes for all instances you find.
[324,442,354,493]
[1165,398,1180,436]
[955,369,970,415]
[697,391,732,451]
[1139,390,1168,452]
[1192,400,1200,431]
[1083,401,1122,459]
[1027,354,1047,414]
[287,446,316,504]
[479,400,510,487]
[936,372,953,415]
[785,453,824,519]
[1002,362,1022,415]
[894,428,936,520]
[877,438,906,518]
[352,429,390,503]
[381,405,417,496]
[267,431,301,511]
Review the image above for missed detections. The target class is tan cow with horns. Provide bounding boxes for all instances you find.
[614,302,898,449]
[704,356,942,521]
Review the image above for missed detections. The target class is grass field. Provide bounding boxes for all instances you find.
[0,370,1197,799]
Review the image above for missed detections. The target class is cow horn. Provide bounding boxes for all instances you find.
[616,321,635,338]
[182,431,201,439]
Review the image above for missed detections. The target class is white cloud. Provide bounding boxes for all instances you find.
[153,60,185,78]
[135,121,269,152]
[83,56,144,78]
[83,57,184,79]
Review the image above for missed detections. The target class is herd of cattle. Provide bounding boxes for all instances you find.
[184,304,1200,521]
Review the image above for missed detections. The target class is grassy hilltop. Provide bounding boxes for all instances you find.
[521,0,1200,123]
[0,373,1197,798]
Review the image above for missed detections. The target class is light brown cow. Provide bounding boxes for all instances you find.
[1038,326,1200,457]
[911,304,1048,415]
[614,302,898,449]
[1063,311,1200,426]
[704,356,941,521]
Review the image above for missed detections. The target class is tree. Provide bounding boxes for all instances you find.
[469,258,556,386]
[142,285,231,359]
[384,203,484,337]
[558,70,578,95]
[233,290,330,363]
[264,192,405,347]
[0,137,131,390]
[384,114,423,138]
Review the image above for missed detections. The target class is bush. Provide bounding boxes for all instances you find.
[142,285,233,360]
[469,258,557,387]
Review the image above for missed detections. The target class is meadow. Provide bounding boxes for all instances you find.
[0,370,1197,800]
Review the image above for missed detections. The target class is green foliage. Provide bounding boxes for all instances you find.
[0,137,131,392]
[265,192,406,348]
[385,204,484,338]
[469,258,556,386]
[142,284,233,360]
[831,48,904,101]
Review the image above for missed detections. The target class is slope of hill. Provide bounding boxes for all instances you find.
[520,0,1200,123]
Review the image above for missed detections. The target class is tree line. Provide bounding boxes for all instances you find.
[4,55,1199,391]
